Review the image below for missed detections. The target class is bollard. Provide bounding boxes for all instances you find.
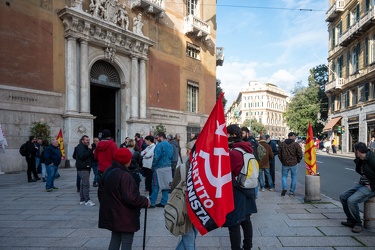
[304,175,321,202]
[364,196,375,229]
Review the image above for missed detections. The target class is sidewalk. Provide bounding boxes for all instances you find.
[0,167,374,249]
[316,149,355,159]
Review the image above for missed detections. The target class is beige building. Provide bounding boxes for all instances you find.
[226,81,289,138]
[325,0,375,152]
[0,0,220,173]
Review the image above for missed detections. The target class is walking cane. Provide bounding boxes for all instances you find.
[143,206,148,250]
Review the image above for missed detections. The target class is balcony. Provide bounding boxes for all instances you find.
[328,44,342,58]
[325,78,345,92]
[216,47,224,66]
[131,0,165,18]
[326,0,345,22]
[340,9,375,46]
[184,14,210,40]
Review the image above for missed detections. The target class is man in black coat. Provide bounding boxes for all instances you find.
[25,136,40,182]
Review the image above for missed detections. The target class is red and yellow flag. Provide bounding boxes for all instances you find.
[305,122,317,175]
[186,93,234,235]
[56,129,65,160]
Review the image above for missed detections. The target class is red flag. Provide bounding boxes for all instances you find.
[186,93,234,235]
[56,129,66,160]
[305,122,317,175]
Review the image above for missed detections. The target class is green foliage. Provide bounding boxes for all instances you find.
[153,123,166,135]
[216,79,227,108]
[29,122,51,141]
[241,119,266,136]
[284,65,328,136]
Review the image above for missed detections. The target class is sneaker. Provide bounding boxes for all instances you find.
[52,187,58,190]
[85,200,95,206]
[269,188,274,192]
[46,188,53,192]
[341,221,355,228]
[260,188,265,192]
[352,225,362,233]
[289,192,295,197]
[155,203,165,208]
[79,201,85,205]
[281,190,287,196]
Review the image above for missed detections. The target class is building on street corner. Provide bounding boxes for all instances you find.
[325,0,375,153]
[0,0,220,173]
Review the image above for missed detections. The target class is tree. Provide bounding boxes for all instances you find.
[216,79,227,108]
[153,123,166,135]
[242,119,266,136]
[284,64,328,136]
[30,122,51,141]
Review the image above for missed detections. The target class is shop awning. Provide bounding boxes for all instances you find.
[323,116,342,132]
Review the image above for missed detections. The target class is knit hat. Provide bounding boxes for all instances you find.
[102,129,111,138]
[113,148,132,165]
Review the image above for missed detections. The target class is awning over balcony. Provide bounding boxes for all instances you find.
[323,116,342,132]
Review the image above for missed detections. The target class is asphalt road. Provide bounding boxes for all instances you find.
[275,155,358,202]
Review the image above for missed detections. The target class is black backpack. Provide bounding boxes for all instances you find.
[19,143,27,157]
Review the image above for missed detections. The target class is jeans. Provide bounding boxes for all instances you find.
[176,227,198,250]
[281,165,298,193]
[143,167,153,196]
[35,157,40,172]
[339,183,375,226]
[41,163,46,178]
[259,168,274,189]
[92,161,99,183]
[109,231,134,250]
[265,160,275,187]
[46,164,57,190]
[228,215,253,250]
[78,170,91,202]
[150,171,169,206]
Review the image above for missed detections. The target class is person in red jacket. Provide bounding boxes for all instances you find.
[94,129,118,178]
[99,148,150,249]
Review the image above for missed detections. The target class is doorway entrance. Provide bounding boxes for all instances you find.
[90,60,121,142]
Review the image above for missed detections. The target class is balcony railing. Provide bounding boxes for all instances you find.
[326,0,345,22]
[328,44,342,58]
[131,0,165,18]
[340,9,375,46]
[325,78,345,92]
[184,14,210,40]
[216,47,224,66]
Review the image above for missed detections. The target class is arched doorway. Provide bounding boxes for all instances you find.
[90,60,121,142]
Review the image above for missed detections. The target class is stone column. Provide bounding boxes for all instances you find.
[66,36,78,114]
[80,39,90,114]
[139,59,147,119]
[130,56,139,119]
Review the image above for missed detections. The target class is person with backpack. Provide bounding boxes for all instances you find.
[265,135,278,188]
[224,125,257,250]
[258,135,274,192]
[278,132,303,197]
[24,136,40,182]
[241,127,266,162]
[126,139,142,190]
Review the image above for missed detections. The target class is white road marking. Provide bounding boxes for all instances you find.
[345,168,355,171]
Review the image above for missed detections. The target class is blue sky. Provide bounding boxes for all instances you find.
[215,0,329,107]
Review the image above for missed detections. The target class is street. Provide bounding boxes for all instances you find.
[275,153,361,208]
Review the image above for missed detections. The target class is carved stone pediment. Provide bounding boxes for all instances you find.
[131,0,165,19]
[58,6,155,59]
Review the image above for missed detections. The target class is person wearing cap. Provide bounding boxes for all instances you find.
[94,129,118,180]
[278,132,302,197]
[99,148,150,249]
[339,142,375,233]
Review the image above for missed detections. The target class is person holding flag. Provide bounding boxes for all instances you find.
[224,124,257,250]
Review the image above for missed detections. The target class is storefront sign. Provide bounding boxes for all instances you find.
[366,113,375,121]
[348,116,359,123]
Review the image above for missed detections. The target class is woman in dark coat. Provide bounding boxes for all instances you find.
[99,148,150,250]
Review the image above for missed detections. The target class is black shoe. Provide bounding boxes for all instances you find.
[149,205,155,209]
[28,179,37,183]
[42,178,46,182]
[341,221,355,228]
[77,189,80,192]
[93,182,98,187]
[281,190,287,196]
[155,203,165,208]
[35,177,41,180]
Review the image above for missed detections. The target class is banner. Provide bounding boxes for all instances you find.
[305,122,317,175]
[186,93,234,235]
[56,129,65,160]
[0,125,8,150]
